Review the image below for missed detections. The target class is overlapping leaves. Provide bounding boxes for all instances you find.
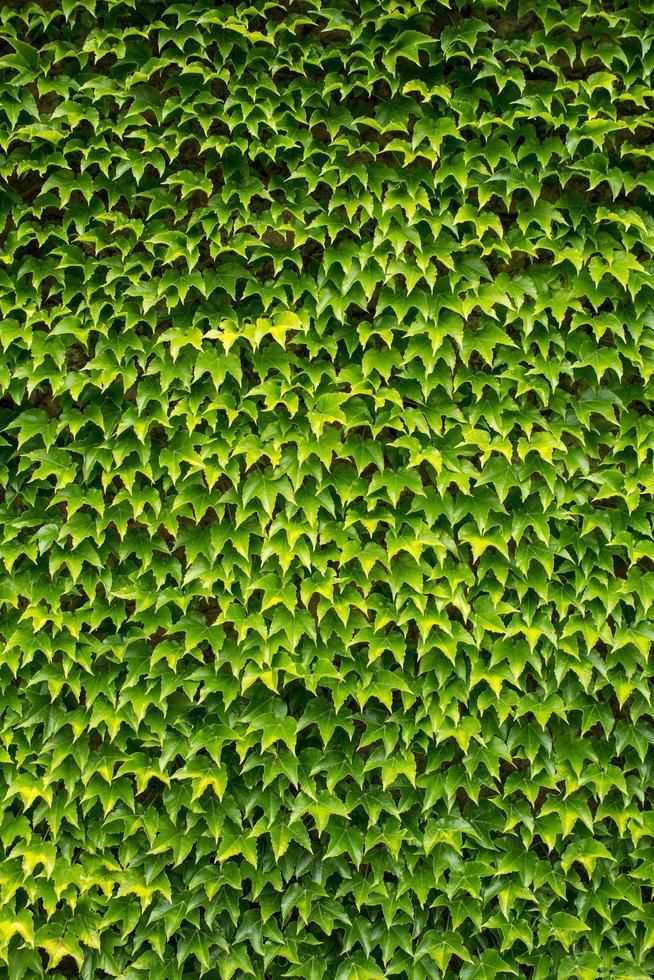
[1,0,654,977]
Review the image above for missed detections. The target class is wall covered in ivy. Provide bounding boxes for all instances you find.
[1,0,654,977]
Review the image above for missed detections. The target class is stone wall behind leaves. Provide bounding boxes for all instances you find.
[1,0,654,977]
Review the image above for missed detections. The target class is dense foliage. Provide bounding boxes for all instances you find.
[1,0,654,976]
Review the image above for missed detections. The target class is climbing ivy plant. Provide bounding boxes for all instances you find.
[1,0,654,977]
